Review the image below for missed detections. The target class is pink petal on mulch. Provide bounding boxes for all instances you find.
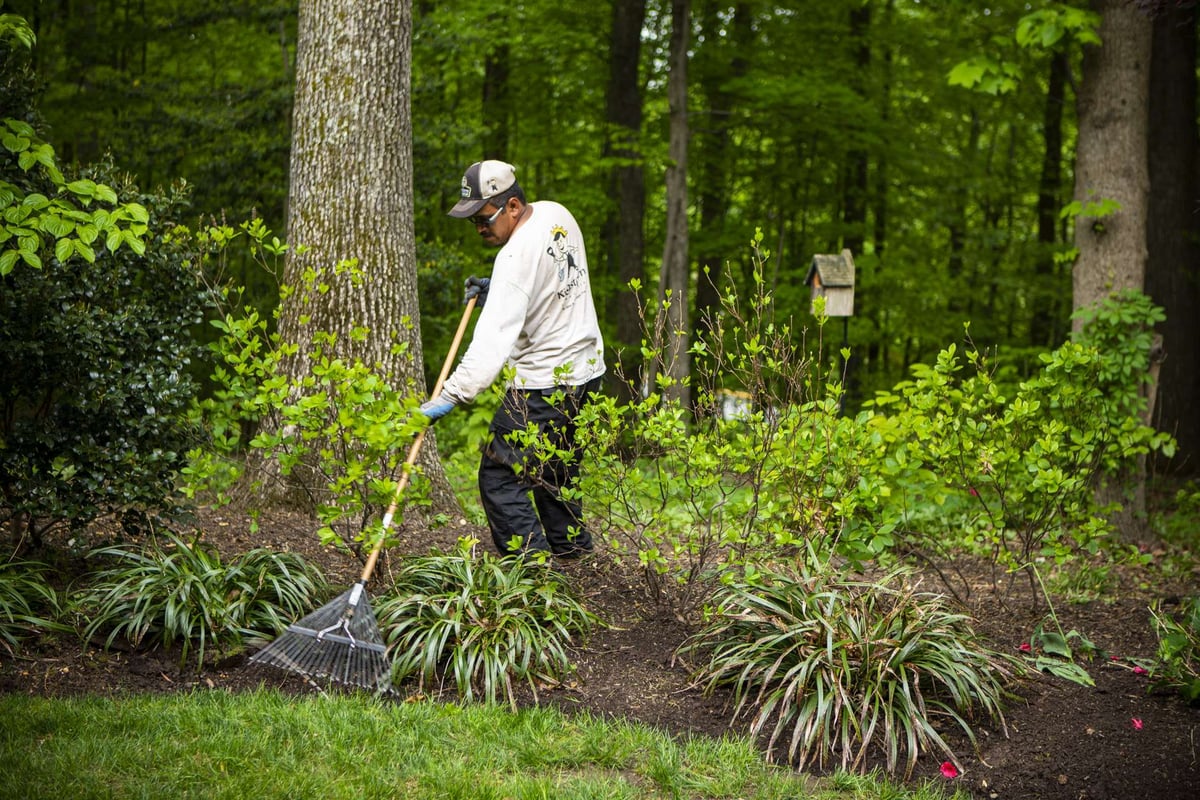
[940,761,959,778]
[1133,666,1148,676]
[1132,718,1144,730]
[1018,642,1032,652]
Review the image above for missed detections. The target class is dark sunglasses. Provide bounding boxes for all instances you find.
[470,204,506,227]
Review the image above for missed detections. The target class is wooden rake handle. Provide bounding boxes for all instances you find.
[359,295,478,583]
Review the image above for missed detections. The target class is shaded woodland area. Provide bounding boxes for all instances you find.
[8,1,1197,478]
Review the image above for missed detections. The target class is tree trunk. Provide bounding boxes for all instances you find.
[1072,0,1152,327]
[278,0,458,517]
[1072,0,1154,540]
[693,0,751,346]
[658,0,690,408]
[602,0,647,402]
[1031,50,1068,350]
[1146,3,1200,475]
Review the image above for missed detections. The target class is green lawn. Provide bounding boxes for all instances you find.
[0,690,965,800]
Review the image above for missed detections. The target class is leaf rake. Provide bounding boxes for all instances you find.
[250,297,477,692]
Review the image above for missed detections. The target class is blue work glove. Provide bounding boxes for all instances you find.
[418,395,455,422]
[464,276,490,308]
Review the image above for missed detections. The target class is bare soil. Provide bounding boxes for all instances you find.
[3,506,1198,800]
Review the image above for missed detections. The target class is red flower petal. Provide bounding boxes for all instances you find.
[1133,666,1148,676]
[940,761,959,778]
[1131,718,1144,730]
[1018,642,1032,653]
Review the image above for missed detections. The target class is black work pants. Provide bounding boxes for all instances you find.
[478,377,602,557]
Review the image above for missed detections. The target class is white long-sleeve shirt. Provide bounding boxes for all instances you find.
[440,201,606,405]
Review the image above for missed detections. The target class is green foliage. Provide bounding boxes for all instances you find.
[1022,613,1101,688]
[376,538,599,709]
[0,559,63,654]
[1,157,213,544]
[0,118,152,276]
[75,529,327,668]
[180,221,428,549]
[865,290,1173,589]
[577,235,884,614]
[1149,596,1200,705]
[682,562,1016,778]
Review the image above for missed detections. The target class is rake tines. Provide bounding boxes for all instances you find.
[250,582,392,693]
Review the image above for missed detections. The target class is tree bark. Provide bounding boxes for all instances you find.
[602,0,648,402]
[1071,0,1152,328]
[278,0,457,517]
[1146,2,1200,475]
[1031,50,1069,350]
[1072,0,1154,540]
[658,0,690,408]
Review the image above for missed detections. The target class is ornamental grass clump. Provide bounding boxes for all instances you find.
[76,530,327,667]
[0,560,64,654]
[377,539,599,709]
[682,563,1017,778]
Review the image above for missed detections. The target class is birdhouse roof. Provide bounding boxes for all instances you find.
[805,250,856,288]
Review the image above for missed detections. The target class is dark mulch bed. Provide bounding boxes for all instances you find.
[3,507,1198,799]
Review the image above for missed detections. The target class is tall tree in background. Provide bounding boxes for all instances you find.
[1071,0,1152,323]
[693,0,752,344]
[602,0,648,400]
[658,0,690,407]
[1071,0,1154,538]
[1145,0,1200,474]
[279,0,455,507]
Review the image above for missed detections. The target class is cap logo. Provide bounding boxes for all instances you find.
[460,176,473,199]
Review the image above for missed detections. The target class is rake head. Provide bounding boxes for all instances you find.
[250,582,393,693]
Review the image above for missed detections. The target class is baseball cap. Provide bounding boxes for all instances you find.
[448,160,518,218]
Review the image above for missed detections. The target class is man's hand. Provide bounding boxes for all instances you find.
[464,276,490,308]
[418,395,455,422]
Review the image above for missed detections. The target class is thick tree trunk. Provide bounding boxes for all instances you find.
[602,0,647,402]
[1146,3,1200,475]
[278,0,457,518]
[1071,0,1152,327]
[658,0,690,408]
[1072,0,1154,540]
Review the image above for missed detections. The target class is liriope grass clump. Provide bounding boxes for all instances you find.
[75,529,327,666]
[0,560,64,654]
[377,539,599,708]
[682,562,1017,778]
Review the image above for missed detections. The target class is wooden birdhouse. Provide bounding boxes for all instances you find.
[805,249,856,317]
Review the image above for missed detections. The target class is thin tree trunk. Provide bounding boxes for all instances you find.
[658,0,690,408]
[602,0,647,402]
[1031,50,1068,349]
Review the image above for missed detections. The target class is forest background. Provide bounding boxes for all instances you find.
[5,0,1199,483]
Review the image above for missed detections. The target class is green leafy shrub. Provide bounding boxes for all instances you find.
[376,538,599,708]
[180,224,428,550]
[1150,596,1200,705]
[75,529,327,667]
[1,153,211,547]
[577,233,888,615]
[0,560,64,654]
[681,562,1016,778]
[865,290,1173,596]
